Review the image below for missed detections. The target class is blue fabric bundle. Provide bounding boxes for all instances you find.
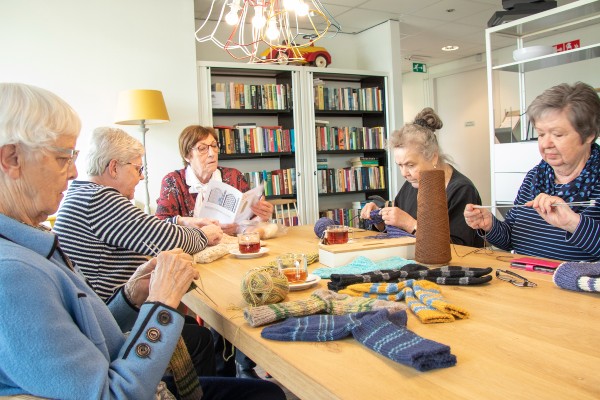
[553,261,600,293]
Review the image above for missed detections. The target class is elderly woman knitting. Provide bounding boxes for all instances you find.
[0,83,285,400]
[464,82,600,261]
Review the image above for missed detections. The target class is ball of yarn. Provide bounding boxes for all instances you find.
[241,266,289,306]
[314,217,338,239]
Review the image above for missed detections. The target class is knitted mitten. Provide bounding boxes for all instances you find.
[313,289,407,315]
[412,280,469,320]
[553,261,600,292]
[338,282,411,302]
[169,337,203,400]
[243,293,328,327]
[351,309,457,371]
[261,311,378,342]
[327,264,429,291]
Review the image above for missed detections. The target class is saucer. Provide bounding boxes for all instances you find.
[289,274,321,291]
[229,247,269,259]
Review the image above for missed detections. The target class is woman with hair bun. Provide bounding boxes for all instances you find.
[361,107,484,247]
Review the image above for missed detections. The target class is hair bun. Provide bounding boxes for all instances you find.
[414,107,443,131]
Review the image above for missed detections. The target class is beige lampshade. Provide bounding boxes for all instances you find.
[114,89,170,125]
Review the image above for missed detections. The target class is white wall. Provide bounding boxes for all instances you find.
[0,0,198,211]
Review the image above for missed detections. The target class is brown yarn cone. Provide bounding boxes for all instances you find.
[414,169,451,264]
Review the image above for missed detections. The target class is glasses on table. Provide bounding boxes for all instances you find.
[48,145,80,166]
[495,269,537,287]
[121,162,145,176]
[191,142,220,154]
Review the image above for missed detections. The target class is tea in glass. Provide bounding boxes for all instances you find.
[238,231,261,253]
[325,225,351,244]
[277,253,308,283]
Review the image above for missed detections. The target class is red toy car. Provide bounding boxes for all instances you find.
[260,42,331,67]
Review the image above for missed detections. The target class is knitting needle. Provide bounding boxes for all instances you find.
[474,200,596,209]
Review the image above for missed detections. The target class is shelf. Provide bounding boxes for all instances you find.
[316,149,385,155]
[493,44,600,72]
[314,110,384,117]
[318,189,386,197]
[219,152,294,160]
[213,108,293,116]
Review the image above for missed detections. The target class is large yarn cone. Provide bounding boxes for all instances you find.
[414,169,451,264]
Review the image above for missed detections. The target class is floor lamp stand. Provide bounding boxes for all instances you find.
[139,120,151,215]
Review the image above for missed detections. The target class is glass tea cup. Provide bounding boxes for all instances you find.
[325,225,354,244]
[238,231,261,254]
[277,253,308,284]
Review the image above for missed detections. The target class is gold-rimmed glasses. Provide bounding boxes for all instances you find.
[121,162,145,176]
[191,142,220,154]
[495,269,537,287]
[48,145,79,165]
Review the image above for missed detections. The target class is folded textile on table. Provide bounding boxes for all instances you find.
[328,265,492,291]
[261,309,456,372]
[553,261,600,292]
[312,256,415,279]
[340,279,469,324]
[243,289,406,327]
[193,243,234,264]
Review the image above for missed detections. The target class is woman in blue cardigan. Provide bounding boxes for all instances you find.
[0,83,285,400]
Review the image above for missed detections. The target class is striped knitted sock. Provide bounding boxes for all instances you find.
[412,280,469,320]
[261,311,378,342]
[169,337,203,400]
[327,264,429,291]
[403,285,455,323]
[314,289,407,314]
[338,282,410,302]
[351,309,457,371]
[553,261,600,292]
[243,293,328,327]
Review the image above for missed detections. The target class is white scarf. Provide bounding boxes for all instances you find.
[187,166,222,217]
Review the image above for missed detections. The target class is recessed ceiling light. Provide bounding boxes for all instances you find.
[442,45,459,51]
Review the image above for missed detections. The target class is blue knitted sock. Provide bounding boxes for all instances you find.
[261,311,377,342]
[553,261,600,292]
[351,309,457,371]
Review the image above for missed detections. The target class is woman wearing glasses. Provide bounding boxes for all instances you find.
[464,82,600,261]
[156,125,274,236]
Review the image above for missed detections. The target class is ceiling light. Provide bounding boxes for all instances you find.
[442,45,459,52]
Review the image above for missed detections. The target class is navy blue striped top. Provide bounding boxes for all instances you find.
[54,181,208,300]
[486,166,600,261]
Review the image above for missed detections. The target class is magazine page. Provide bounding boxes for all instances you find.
[195,180,264,224]
[235,184,264,223]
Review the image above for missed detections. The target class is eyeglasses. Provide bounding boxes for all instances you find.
[495,269,537,287]
[48,145,79,165]
[121,162,145,176]
[191,142,220,154]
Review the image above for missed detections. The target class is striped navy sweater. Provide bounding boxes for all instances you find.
[54,180,208,300]
[486,166,600,261]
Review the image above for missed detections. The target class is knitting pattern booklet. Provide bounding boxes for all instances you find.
[195,180,263,224]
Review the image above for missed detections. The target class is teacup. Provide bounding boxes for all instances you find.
[325,225,353,244]
[276,253,308,283]
[238,231,261,254]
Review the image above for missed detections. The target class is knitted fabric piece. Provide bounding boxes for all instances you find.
[328,264,428,291]
[265,252,319,267]
[413,280,470,320]
[351,309,457,371]
[261,311,378,341]
[313,256,415,279]
[404,286,454,324]
[313,289,407,315]
[365,210,416,239]
[328,265,492,291]
[169,337,203,400]
[553,261,600,292]
[243,293,328,327]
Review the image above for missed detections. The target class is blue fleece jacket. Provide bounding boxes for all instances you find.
[0,213,184,399]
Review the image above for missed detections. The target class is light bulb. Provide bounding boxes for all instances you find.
[225,10,239,25]
[283,0,298,11]
[252,7,266,29]
[296,1,309,17]
[266,21,280,40]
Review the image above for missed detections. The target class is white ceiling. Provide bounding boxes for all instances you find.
[194,0,577,72]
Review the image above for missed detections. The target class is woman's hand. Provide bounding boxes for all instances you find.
[360,202,379,220]
[124,257,157,307]
[380,206,415,232]
[146,249,199,309]
[200,224,223,245]
[464,204,493,232]
[220,223,238,236]
[178,216,220,229]
[527,193,581,233]
[251,196,274,221]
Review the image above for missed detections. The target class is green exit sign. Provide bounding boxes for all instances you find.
[412,62,427,73]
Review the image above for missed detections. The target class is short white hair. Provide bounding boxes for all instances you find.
[0,83,80,148]
[87,127,144,176]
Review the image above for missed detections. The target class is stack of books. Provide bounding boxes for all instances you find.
[317,158,328,170]
[350,156,379,167]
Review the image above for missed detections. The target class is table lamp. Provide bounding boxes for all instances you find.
[115,89,170,215]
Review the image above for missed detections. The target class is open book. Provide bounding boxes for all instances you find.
[195,180,263,224]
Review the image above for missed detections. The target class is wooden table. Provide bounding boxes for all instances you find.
[183,225,600,400]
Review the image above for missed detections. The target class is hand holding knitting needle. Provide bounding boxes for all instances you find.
[464,204,493,232]
[527,193,582,233]
[146,249,199,309]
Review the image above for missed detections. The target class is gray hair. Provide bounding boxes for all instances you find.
[388,107,451,164]
[87,127,144,176]
[527,82,600,143]
[0,82,80,148]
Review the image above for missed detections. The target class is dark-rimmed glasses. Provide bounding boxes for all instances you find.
[48,145,79,165]
[495,269,537,287]
[191,142,220,154]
